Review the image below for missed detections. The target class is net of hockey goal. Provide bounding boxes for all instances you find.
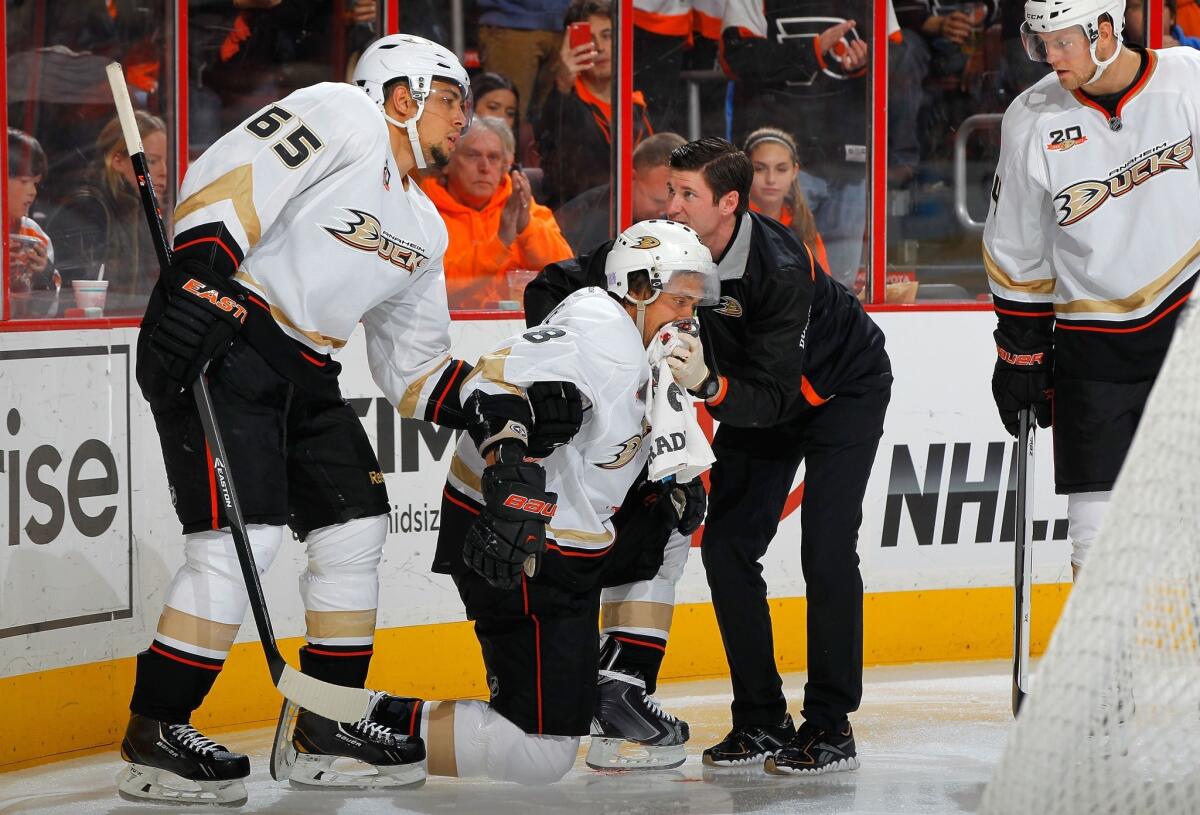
[980,303,1200,815]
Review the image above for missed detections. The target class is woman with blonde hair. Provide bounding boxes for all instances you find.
[743,127,830,275]
[47,110,169,309]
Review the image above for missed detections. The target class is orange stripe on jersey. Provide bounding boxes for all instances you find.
[633,8,692,37]
[800,376,829,407]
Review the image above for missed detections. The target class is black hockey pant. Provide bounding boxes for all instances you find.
[701,386,890,732]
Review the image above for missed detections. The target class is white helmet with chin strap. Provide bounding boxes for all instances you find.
[1022,0,1126,84]
[606,219,720,335]
[352,34,470,170]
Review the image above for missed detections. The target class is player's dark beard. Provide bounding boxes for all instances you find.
[429,144,451,169]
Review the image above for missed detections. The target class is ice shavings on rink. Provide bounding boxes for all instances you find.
[0,661,1016,815]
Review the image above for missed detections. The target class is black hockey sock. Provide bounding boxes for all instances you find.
[129,642,223,724]
[370,695,424,736]
[299,643,372,689]
[602,633,667,694]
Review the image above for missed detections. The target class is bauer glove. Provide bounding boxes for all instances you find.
[991,329,1053,437]
[464,458,557,589]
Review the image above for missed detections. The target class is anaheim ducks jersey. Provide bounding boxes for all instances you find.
[440,288,651,569]
[171,82,458,418]
[984,48,1200,381]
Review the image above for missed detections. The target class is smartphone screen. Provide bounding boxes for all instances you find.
[567,21,592,50]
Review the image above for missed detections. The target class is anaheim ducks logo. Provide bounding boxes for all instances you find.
[713,295,743,317]
[630,235,661,250]
[1054,136,1193,227]
[1046,135,1087,152]
[323,208,427,273]
[597,418,651,470]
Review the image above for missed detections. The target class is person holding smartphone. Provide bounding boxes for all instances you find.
[537,0,654,209]
[720,1,872,293]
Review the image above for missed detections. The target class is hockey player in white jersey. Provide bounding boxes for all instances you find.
[986,0,1200,579]
[356,220,716,784]
[118,35,480,805]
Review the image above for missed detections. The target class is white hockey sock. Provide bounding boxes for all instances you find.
[419,700,579,785]
[1067,491,1112,573]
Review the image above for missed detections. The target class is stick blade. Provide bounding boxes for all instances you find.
[275,664,372,723]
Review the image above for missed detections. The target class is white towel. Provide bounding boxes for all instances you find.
[644,323,716,483]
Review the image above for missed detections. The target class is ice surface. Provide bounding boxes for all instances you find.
[0,661,1015,814]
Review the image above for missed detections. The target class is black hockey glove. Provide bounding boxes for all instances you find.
[149,260,247,391]
[605,479,677,586]
[526,380,584,458]
[667,477,707,535]
[464,457,558,589]
[992,328,1053,437]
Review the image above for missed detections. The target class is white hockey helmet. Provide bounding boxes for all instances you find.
[606,220,720,309]
[1021,0,1125,82]
[352,34,470,169]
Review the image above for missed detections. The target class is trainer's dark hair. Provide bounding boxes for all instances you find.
[8,128,46,179]
[668,137,752,216]
[565,0,612,25]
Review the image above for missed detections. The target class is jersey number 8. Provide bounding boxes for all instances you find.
[522,327,566,344]
[245,105,325,169]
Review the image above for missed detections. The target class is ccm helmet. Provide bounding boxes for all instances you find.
[1022,0,1126,84]
[353,34,470,169]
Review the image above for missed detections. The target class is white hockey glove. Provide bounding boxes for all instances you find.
[665,331,709,391]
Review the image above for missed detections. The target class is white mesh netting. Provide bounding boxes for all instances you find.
[981,304,1200,815]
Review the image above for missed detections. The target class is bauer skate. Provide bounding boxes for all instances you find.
[116,714,250,807]
[272,692,425,789]
[587,668,689,771]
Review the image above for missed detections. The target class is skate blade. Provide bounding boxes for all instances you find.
[270,698,300,782]
[117,764,247,807]
[763,755,860,776]
[585,737,686,771]
[287,753,426,790]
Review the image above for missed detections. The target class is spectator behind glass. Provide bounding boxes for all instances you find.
[476,0,572,124]
[201,0,378,132]
[744,127,830,274]
[554,131,686,254]
[46,111,168,309]
[7,128,55,297]
[471,71,522,159]
[421,117,573,309]
[538,0,654,208]
[721,3,871,291]
[1130,0,1200,46]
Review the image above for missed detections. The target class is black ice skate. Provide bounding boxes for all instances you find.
[274,693,426,789]
[587,669,690,770]
[116,714,250,806]
[765,720,860,776]
[702,714,796,767]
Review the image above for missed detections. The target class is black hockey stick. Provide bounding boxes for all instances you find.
[106,63,370,723]
[1012,407,1035,716]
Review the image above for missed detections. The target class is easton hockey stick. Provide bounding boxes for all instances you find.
[1012,407,1035,716]
[106,62,370,723]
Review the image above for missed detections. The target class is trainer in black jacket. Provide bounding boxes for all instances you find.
[526,137,891,774]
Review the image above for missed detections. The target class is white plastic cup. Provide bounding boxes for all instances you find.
[506,269,538,304]
[72,279,109,313]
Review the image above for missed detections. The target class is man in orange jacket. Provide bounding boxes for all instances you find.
[422,117,573,310]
